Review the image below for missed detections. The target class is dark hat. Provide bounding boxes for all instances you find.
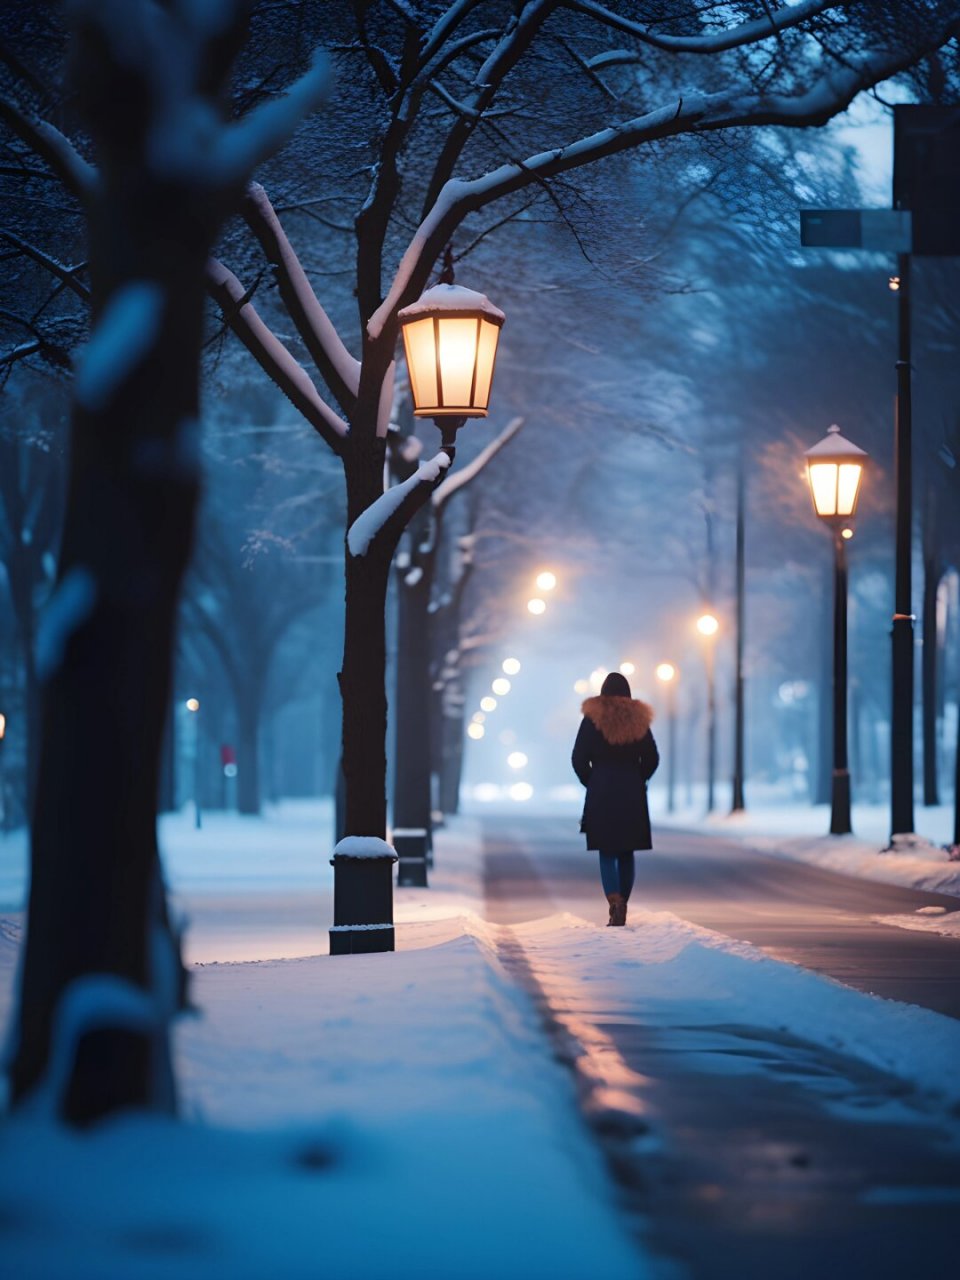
[600,671,631,698]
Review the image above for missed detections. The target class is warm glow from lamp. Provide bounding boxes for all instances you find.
[186,698,200,712]
[492,677,511,696]
[804,425,867,520]
[535,571,557,591]
[480,696,497,712]
[841,527,854,540]
[502,658,521,675]
[467,722,485,740]
[507,751,528,770]
[509,782,533,801]
[527,598,546,615]
[696,614,719,637]
[472,712,485,724]
[0,712,6,740]
[656,663,676,683]
[620,662,635,676]
[398,285,505,417]
[574,679,590,695]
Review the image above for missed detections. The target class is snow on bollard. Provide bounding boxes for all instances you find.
[329,836,399,955]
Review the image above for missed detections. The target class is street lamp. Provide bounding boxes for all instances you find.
[384,277,505,900]
[655,663,678,814]
[535,571,557,591]
[398,282,505,457]
[185,697,201,830]
[805,425,868,835]
[696,614,719,812]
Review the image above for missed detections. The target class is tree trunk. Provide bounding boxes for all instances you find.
[235,676,263,816]
[392,559,434,883]
[922,553,941,806]
[12,271,202,1120]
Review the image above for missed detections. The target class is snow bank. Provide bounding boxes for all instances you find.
[514,910,960,1114]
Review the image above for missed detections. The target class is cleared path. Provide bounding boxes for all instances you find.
[481,815,960,1018]
[480,814,960,1279]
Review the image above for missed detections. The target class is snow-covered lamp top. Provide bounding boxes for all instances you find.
[805,425,868,520]
[398,284,505,418]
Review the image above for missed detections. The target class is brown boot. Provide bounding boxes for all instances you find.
[606,893,626,926]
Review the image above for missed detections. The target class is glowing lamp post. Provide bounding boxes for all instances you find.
[398,283,504,457]
[696,614,719,812]
[185,698,202,830]
[386,280,504,895]
[805,425,868,835]
[655,664,678,814]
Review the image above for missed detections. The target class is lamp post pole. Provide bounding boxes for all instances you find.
[891,251,915,838]
[655,665,677,814]
[732,465,746,812]
[805,424,867,837]
[696,615,719,814]
[830,531,852,834]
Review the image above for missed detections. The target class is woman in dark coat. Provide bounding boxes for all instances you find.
[572,671,659,926]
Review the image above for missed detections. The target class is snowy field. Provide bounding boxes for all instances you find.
[2,800,960,1276]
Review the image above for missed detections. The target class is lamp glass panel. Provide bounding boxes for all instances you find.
[836,463,863,516]
[437,317,479,409]
[402,317,438,412]
[472,318,500,411]
[808,461,839,517]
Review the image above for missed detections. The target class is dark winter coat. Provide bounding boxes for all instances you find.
[572,696,659,851]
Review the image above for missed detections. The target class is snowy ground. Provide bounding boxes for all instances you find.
[2,800,960,1276]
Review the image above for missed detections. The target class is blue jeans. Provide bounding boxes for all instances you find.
[598,851,635,900]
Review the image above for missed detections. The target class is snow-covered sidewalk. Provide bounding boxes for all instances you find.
[3,803,960,1277]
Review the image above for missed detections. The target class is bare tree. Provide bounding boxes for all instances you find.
[3,0,329,1123]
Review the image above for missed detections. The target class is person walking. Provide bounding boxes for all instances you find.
[572,671,659,926]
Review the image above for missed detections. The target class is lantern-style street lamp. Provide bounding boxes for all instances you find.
[385,277,504,897]
[655,663,678,814]
[398,282,505,456]
[805,425,868,835]
[695,614,719,812]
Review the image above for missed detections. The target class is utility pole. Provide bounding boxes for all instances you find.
[731,464,746,812]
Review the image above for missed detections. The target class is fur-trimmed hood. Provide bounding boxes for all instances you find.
[581,696,654,745]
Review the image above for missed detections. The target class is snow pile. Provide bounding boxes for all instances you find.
[0,913,646,1279]
[514,910,960,1113]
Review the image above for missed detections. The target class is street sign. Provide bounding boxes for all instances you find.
[800,209,912,252]
[893,105,960,256]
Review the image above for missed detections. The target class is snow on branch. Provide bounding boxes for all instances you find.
[75,281,164,412]
[0,95,97,201]
[433,416,524,509]
[0,231,91,302]
[570,0,835,55]
[210,52,332,184]
[206,258,348,452]
[348,452,451,558]
[371,22,960,340]
[243,184,360,409]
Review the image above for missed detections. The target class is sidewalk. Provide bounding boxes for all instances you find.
[2,806,960,1277]
[0,813,650,1280]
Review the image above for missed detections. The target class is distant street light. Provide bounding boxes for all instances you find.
[507,751,528,769]
[527,598,546,615]
[492,677,511,696]
[620,662,635,676]
[696,615,719,812]
[480,696,497,712]
[502,658,521,675]
[535,571,557,591]
[467,722,485,741]
[805,424,868,835]
[655,663,678,814]
[186,697,202,830]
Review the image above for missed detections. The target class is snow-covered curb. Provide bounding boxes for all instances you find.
[513,909,960,1115]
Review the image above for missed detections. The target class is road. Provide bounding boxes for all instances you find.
[479,814,960,1279]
